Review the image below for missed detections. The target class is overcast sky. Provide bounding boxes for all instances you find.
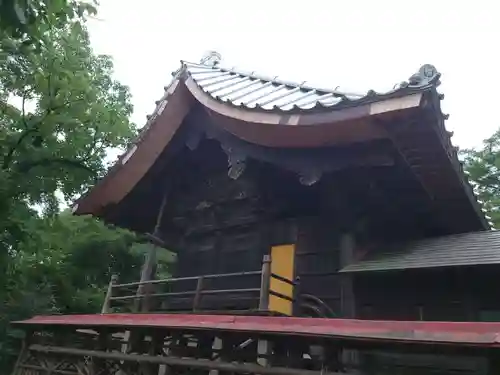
[87,0,498,149]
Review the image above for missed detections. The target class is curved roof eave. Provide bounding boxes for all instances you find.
[183,75,425,147]
[73,77,195,216]
[71,61,459,221]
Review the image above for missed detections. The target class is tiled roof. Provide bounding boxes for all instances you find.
[340,230,500,273]
[181,55,441,112]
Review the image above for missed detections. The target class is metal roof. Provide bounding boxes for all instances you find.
[15,313,500,346]
[340,230,500,273]
[72,52,492,233]
[182,58,441,112]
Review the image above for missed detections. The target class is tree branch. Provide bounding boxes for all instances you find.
[82,127,101,162]
[20,88,33,129]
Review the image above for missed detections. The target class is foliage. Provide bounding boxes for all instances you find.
[461,131,500,227]
[0,22,136,197]
[0,212,174,372]
[0,19,137,252]
[0,7,157,374]
[0,214,146,371]
[0,0,97,46]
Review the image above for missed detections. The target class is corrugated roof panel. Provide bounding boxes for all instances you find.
[225,81,272,103]
[183,58,449,114]
[206,76,247,94]
[268,89,310,108]
[340,230,500,273]
[183,59,449,114]
[242,84,285,107]
[213,78,254,98]
[279,91,319,110]
[184,61,419,112]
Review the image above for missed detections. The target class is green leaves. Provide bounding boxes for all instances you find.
[0,18,136,210]
[1,210,176,369]
[0,4,146,372]
[461,130,500,228]
[0,1,97,47]
[0,3,176,374]
[0,213,162,372]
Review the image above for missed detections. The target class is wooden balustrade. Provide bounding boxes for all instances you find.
[101,255,298,315]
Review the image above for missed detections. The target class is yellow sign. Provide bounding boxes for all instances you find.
[269,244,295,316]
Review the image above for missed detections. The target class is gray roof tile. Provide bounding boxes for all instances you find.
[340,230,500,273]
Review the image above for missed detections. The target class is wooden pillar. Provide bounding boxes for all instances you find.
[340,232,356,318]
[101,274,118,313]
[135,245,158,312]
[90,329,109,375]
[135,186,170,312]
[340,232,359,369]
[193,276,204,311]
[259,255,271,311]
[120,189,169,375]
[209,336,223,375]
[257,338,272,367]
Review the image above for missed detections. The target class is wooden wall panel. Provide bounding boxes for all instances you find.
[353,266,500,322]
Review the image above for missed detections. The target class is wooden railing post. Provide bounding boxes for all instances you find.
[259,255,271,311]
[193,276,204,311]
[101,274,118,314]
[258,255,273,367]
[292,276,301,316]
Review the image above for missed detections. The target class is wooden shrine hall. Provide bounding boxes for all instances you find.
[72,52,498,322]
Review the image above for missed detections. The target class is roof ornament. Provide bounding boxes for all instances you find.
[200,51,222,67]
[407,64,441,87]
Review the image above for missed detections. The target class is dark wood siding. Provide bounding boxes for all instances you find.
[157,140,268,311]
[295,218,342,315]
[354,265,500,321]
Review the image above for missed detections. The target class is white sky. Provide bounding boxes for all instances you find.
[87,0,499,149]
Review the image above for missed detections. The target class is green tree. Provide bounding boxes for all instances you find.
[461,131,500,227]
[0,0,96,45]
[0,20,136,251]
[0,214,147,372]
[0,14,146,373]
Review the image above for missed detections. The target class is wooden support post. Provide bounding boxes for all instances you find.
[193,276,204,311]
[209,337,223,375]
[120,246,157,373]
[292,276,301,316]
[136,183,170,313]
[101,274,118,314]
[339,232,358,369]
[136,245,158,312]
[90,329,109,375]
[140,331,164,375]
[339,232,356,318]
[257,338,272,367]
[119,189,169,375]
[259,255,271,311]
